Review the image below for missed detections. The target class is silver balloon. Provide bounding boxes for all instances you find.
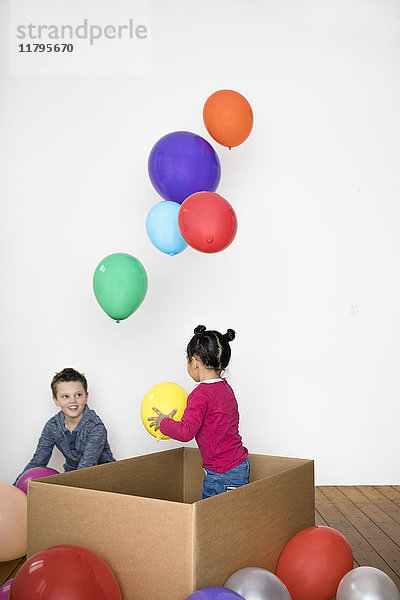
[337,567,400,600]
[225,567,292,600]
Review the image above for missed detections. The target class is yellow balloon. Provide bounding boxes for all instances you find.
[141,382,187,441]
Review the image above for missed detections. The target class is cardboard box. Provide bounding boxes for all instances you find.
[27,448,314,600]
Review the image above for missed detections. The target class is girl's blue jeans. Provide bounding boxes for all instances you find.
[201,458,250,499]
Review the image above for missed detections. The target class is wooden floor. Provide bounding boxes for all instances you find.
[316,486,400,590]
[1,486,400,592]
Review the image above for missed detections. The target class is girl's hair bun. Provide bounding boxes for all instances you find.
[194,325,207,336]
[224,328,236,342]
[187,325,236,371]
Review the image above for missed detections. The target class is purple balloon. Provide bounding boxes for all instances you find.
[148,131,221,204]
[0,578,13,600]
[16,466,59,494]
[186,587,244,600]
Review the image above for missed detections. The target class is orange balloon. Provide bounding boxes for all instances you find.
[275,526,353,600]
[203,89,253,149]
[0,483,27,561]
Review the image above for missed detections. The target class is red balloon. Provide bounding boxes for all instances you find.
[178,191,237,253]
[10,544,121,600]
[275,526,353,600]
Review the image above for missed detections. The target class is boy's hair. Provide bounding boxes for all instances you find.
[51,367,88,397]
[187,325,235,372]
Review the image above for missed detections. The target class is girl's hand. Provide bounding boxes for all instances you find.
[148,407,177,431]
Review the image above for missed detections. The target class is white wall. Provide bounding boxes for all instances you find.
[1,0,399,486]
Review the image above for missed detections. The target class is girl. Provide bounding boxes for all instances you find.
[149,325,249,499]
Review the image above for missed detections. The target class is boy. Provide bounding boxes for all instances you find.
[15,367,115,481]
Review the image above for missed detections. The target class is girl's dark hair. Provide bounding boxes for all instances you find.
[187,325,235,372]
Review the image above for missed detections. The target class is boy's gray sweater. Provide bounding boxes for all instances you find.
[15,405,115,482]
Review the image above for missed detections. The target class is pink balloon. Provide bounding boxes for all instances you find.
[16,467,59,494]
[0,578,13,600]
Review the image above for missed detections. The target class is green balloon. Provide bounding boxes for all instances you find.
[93,253,148,322]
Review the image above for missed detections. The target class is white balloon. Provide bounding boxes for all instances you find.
[337,566,400,600]
[225,567,292,600]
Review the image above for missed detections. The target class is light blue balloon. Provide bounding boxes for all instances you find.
[146,200,187,256]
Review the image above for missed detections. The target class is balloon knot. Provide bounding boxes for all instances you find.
[116,320,120,324]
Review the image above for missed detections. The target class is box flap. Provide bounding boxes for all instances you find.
[33,448,185,502]
[183,447,204,504]
[28,480,195,600]
[192,460,315,589]
[249,453,313,481]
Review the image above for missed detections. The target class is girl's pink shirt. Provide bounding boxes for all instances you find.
[159,379,248,473]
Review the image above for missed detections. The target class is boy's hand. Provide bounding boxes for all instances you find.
[148,407,177,431]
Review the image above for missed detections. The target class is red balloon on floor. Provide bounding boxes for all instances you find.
[275,526,353,600]
[178,191,237,253]
[9,544,121,600]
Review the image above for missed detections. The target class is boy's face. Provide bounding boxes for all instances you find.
[53,381,88,421]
